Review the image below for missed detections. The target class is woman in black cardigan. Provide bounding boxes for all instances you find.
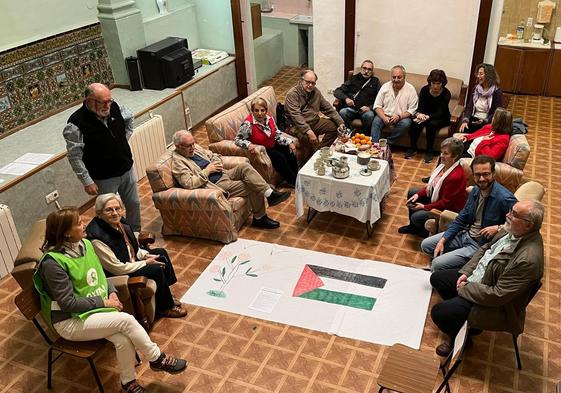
[405,69,451,163]
[86,193,187,318]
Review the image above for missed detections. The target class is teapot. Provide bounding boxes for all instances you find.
[330,156,350,179]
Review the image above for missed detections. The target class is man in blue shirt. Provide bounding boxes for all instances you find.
[421,155,517,272]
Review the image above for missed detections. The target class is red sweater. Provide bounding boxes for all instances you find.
[466,124,510,160]
[245,114,277,149]
[416,164,467,212]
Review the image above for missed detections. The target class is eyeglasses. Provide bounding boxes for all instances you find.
[508,208,532,223]
[92,98,114,106]
[302,79,316,86]
[178,142,195,149]
[473,172,492,179]
[103,206,122,214]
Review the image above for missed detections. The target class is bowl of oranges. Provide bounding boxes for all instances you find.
[351,133,372,151]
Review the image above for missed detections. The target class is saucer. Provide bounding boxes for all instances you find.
[360,168,372,176]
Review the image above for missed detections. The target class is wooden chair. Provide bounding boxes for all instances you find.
[511,281,542,370]
[14,287,107,393]
[377,321,468,393]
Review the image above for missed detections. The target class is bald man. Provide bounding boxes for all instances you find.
[63,83,141,231]
[284,70,345,155]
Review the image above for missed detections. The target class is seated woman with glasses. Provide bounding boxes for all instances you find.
[235,97,299,186]
[86,193,187,318]
[34,207,187,393]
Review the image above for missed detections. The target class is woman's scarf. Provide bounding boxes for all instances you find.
[426,160,461,203]
[472,84,496,115]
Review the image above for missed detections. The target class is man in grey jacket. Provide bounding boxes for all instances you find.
[430,200,544,356]
[284,70,345,153]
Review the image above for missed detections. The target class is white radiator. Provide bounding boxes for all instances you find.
[0,204,21,278]
[129,114,167,181]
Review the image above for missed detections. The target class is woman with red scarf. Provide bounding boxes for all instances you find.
[235,98,299,186]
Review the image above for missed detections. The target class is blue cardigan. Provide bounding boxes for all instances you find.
[444,181,517,245]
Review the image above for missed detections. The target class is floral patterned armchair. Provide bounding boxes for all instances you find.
[146,151,252,244]
[205,86,305,186]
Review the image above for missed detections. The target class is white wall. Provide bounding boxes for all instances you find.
[356,0,480,82]
[0,0,99,52]
[191,0,235,53]
[312,0,346,98]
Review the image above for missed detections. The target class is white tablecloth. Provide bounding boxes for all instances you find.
[295,151,391,224]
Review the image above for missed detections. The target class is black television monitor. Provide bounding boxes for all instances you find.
[137,37,189,90]
[162,48,195,88]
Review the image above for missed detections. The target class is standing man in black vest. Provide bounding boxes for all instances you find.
[63,83,141,231]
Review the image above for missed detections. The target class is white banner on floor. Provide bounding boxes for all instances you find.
[181,239,432,348]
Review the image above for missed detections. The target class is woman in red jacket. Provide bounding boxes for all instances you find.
[457,107,512,160]
[399,137,467,237]
[235,98,299,186]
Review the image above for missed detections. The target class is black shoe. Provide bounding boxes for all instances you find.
[398,225,417,234]
[424,151,434,163]
[149,353,187,374]
[252,215,280,229]
[122,380,150,393]
[267,190,290,207]
[404,148,417,159]
[421,176,430,183]
[436,342,452,357]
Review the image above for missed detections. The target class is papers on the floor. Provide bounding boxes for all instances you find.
[14,153,53,165]
[0,153,54,176]
[248,288,283,313]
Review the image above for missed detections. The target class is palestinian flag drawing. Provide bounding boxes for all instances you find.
[292,264,387,311]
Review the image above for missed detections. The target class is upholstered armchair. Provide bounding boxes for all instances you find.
[12,219,157,329]
[425,180,545,235]
[146,151,252,244]
[205,86,308,185]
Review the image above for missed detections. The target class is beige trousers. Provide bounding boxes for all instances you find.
[54,312,160,385]
[216,162,270,217]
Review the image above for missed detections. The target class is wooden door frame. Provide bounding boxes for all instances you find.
[231,0,248,98]
[467,0,493,95]
[344,0,356,79]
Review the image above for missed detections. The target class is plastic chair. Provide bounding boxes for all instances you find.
[377,321,469,393]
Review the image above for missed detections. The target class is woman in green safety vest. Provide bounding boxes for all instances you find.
[33,207,188,393]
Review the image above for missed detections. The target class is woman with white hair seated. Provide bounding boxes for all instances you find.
[86,193,187,318]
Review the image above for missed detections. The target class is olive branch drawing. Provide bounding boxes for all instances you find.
[207,255,257,298]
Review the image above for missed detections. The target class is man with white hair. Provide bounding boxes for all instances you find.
[171,130,290,229]
[430,199,545,356]
[63,83,141,231]
[370,65,418,144]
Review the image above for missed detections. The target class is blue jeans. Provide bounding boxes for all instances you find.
[370,116,412,144]
[339,107,375,133]
[420,230,480,272]
[95,167,141,231]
